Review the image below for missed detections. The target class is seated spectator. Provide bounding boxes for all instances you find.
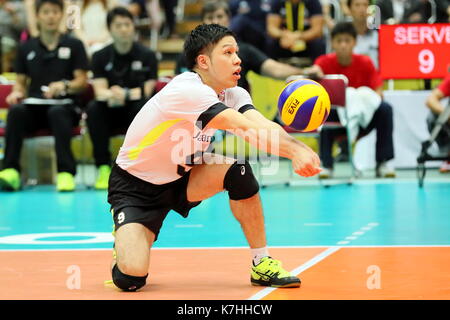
[408,0,449,23]
[304,22,395,178]
[176,0,304,95]
[24,0,69,38]
[349,0,379,69]
[229,0,271,52]
[377,0,449,24]
[0,0,89,192]
[321,0,351,31]
[425,72,450,173]
[73,0,117,57]
[0,0,27,72]
[86,7,158,190]
[266,0,326,64]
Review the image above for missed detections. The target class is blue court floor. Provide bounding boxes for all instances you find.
[1,176,449,251]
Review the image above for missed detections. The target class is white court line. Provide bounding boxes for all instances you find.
[248,246,341,300]
[248,222,380,300]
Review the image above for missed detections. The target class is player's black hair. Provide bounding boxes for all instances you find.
[331,21,357,39]
[36,0,64,13]
[106,6,134,29]
[183,23,235,70]
[201,0,231,20]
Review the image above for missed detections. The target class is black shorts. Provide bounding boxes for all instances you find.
[107,164,201,240]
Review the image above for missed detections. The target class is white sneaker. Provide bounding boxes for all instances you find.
[319,168,333,179]
[376,161,396,178]
[439,161,450,173]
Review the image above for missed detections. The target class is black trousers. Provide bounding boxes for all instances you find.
[2,103,80,174]
[86,100,145,167]
[319,101,395,169]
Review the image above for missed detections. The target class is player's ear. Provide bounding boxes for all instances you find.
[196,54,209,70]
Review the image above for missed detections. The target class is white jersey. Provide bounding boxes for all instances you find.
[116,72,254,184]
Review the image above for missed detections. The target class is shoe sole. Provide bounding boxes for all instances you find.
[0,178,19,191]
[251,279,301,288]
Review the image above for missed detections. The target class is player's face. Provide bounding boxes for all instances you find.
[37,3,63,33]
[332,33,355,60]
[203,8,230,27]
[109,16,135,45]
[207,36,241,89]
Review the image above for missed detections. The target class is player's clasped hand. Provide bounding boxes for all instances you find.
[292,147,322,177]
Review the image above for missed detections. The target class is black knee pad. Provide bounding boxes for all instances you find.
[223,160,259,200]
[112,264,148,292]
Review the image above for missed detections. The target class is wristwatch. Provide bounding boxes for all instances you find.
[62,79,70,95]
[124,88,130,101]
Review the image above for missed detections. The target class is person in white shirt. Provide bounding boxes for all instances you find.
[349,0,379,69]
[107,23,321,292]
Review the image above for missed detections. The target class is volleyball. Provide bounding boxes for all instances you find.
[278,79,331,132]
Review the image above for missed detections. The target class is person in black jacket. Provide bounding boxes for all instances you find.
[86,7,158,190]
[0,0,89,192]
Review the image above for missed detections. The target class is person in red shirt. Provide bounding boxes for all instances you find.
[304,21,395,178]
[425,72,450,173]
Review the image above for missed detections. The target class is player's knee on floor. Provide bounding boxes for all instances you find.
[112,264,148,292]
[223,160,259,200]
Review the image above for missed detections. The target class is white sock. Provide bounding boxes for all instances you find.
[251,247,269,266]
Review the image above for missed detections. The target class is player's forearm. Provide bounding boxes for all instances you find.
[231,120,308,160]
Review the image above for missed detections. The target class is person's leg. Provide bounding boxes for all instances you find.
[373,101,394,164]
[319,128,336,169]
[161,0,178,37]
[114,223,154,275]
[2,104,37,171]
[47,104,79,175]
[186,155,265,246]
[125,100,145,127]
[86,101,112,167]
[0,103,39,190]
[186,154,300,287]
[360,101,395,177]
[319,110,343,174]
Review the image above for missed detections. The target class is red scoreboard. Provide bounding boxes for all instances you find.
[379,23,450,79]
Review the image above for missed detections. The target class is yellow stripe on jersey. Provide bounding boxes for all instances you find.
[128,118,184,160]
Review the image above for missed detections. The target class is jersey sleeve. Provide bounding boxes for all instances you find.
[91,50,107,79]
[71,39,89,71]
[143,49,158,80]
[14,43,28,75]
[225,86,255,113]
[165,82,228,129]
